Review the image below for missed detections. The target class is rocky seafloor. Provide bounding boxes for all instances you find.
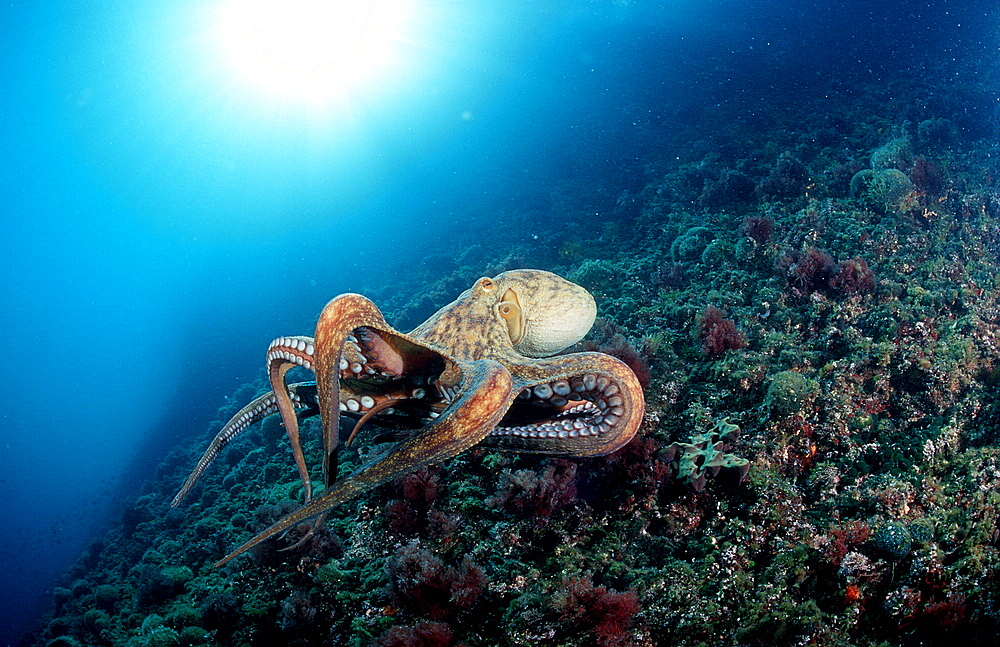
[23,40,1000,647]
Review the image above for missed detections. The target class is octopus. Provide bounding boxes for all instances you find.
[172,269,645,566]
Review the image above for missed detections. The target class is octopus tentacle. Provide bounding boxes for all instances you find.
[214,358,514,567]
[312,294,396,488]
[170,382,318,507]
[266,335,317,500]
[265,296,399,546]
[486,352,645,456]
[345,398,408,447]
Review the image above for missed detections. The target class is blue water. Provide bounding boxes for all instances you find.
[1,0,996,644]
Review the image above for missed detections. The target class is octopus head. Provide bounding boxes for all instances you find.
[485,269,596,357]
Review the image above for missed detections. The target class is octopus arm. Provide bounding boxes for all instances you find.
[312,293,394,489]
[485,352,645,457]
[266,336,318,501]
[170,382,318,507]
[214,358,513,567]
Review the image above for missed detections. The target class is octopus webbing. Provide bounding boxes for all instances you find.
[172,269,645,566]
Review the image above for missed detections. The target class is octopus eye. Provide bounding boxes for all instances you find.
[479,277,495,292]
[498,289,524,344]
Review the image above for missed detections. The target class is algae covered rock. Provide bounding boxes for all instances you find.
[870,137,913,171]
[670,226,714,262]
[699,239,730,267]
[144,627,180,647]
[870,169,915,211]
[568,259,620,295]
[850,168,915,213]
[917,117,955,145]
[908,518,935,545]
[662,418,750,490]
[869,520,912,559]
[162,566,193,588]
[93,584,119,611]
[766,370,811,417]
[178,626,210,646]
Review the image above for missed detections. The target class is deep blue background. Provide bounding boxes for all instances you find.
[1,1,996,643]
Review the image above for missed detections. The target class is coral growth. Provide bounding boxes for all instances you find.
[551,576,641,647]
[696,305,746,357]
[851,168,917,213]
[758,153,811,200]
[386,541,487,621]
[653,261,686,290]
[373,621,464,647]
[488,459,578,522]
[786,246,835,293]
[910,157,947,196]
[869,521,912,560]
[670,226,715,262]
[830,257,876,296]
[765,371,811,417]
[871,138,914,171]
[742,215,775,245]
[699,169,756,210]
[385,467,442,534]
[824,521,872,566]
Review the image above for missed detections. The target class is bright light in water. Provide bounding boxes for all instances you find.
[211,0,413,107]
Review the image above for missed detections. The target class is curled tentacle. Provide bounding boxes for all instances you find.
[346,398,409,447]
[486,352,645,456]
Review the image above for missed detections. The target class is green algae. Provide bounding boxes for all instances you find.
[765,371,812,417]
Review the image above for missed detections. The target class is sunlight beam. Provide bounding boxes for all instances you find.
[211,0,413,107]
